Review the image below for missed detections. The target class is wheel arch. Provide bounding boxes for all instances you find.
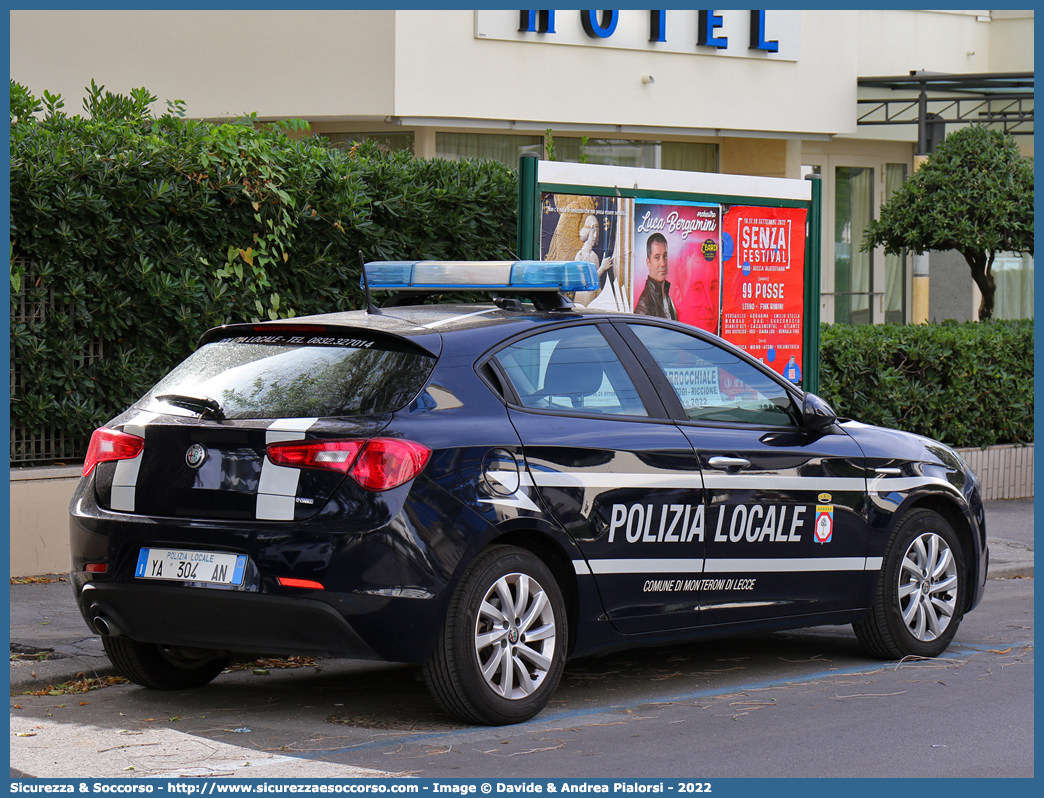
[899,493,977,614]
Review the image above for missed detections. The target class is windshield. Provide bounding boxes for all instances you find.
[140,340,436,420]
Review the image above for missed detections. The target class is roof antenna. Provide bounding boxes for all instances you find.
[359,250,382,315]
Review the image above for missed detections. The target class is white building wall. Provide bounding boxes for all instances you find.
[10,10,399,120]
[855,10,998,76]
[989,10,1036,72]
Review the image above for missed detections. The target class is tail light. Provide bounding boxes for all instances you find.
[277,577,325,590]
[83,427,145,477]
[349,439,432,491]
[266,440,365,473]
[267,438,431,492]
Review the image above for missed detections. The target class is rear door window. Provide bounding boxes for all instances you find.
[492,325,648,417]
[141,337,435,420]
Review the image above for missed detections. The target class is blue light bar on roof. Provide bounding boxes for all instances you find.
[362,260,599,293]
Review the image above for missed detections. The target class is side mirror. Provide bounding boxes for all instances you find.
[802,392,837,432]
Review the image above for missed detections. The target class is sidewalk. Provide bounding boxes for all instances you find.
[9,499,1033,696]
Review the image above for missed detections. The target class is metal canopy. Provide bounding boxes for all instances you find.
[856,71,1033,153]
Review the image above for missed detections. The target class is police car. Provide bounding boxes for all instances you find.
[70,260,987,726]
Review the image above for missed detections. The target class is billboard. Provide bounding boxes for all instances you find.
[540,193,632,314]
[538,189,808,385]
[632,200,721,332]
[721,206,807,380]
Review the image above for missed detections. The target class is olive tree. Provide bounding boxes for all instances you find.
[861,125,1033,320]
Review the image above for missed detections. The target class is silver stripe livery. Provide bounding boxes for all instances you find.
[590,558,705,575]
[704,557,870,573]
[524,471,705,489]
[110,413,157,512]
[702,475,865,491]
[421,308,498,329]
[527,468,948,496]
[256,418,318,521]
[579,557,883,576]
[868,475,956,493]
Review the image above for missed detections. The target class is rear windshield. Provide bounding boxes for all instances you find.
[140,339,435,420]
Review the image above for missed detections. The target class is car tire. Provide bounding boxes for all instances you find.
[854,508,966,659]
[423,545,567,726]
[102,636,230,690]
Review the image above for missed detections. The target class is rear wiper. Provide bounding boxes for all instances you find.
[156,393,225,420]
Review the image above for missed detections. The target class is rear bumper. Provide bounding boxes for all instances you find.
[77,580,382,661]
[68,474,476,663]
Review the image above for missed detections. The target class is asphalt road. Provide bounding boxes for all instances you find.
[10,575,1033,779]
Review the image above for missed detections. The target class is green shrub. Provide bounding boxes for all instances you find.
[10,81,518,464]
[819,320,1033,448]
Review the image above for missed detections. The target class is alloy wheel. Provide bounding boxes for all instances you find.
[898,531,959,642]
[474,572,557,699]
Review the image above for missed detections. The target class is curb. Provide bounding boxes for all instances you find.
[988,565,1034,580]
[9,655,118,696]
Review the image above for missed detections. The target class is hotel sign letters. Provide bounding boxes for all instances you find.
[478,10,799,60]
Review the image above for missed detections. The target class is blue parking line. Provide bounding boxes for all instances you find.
[310,638,1033,758]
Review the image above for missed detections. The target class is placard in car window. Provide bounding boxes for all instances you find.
[664,366,723,407]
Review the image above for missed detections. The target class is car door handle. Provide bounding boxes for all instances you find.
[708,456,751,471]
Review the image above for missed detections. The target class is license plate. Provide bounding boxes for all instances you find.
[135,548,247,586]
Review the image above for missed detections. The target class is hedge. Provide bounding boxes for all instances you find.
[9,81,518,464]
[819,320,1034,449]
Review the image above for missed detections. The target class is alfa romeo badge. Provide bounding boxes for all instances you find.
[185,443,207,469]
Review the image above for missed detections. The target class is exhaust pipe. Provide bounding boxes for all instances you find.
[93,615,123,637]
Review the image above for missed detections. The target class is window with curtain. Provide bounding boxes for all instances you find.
[323,131,415,153]
[661,142,718,173]
[993,253,1034,319]
[555,138,718,173]
[435,133,543,167]
[834,166,874,325]
[883,164,907,324]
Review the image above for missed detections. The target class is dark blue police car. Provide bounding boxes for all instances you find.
[70,260,988,725]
